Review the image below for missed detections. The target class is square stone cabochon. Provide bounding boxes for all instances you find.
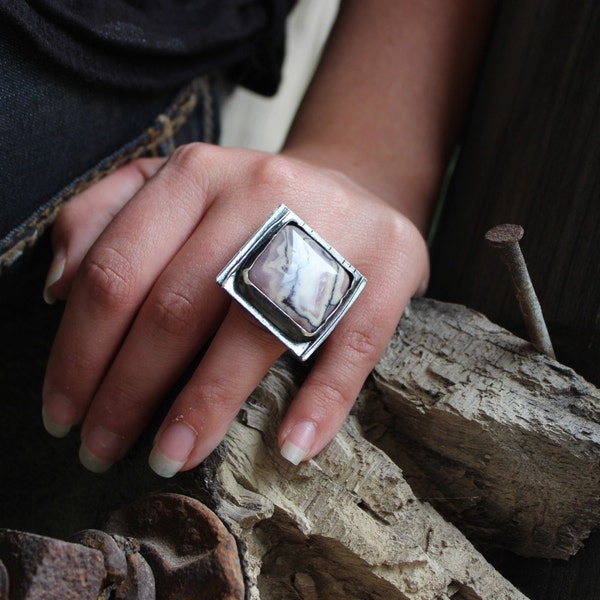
[216,205,366,360]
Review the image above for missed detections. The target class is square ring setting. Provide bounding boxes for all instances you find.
[216,205,367,360]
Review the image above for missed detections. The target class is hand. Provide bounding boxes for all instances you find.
[42,143,429,476]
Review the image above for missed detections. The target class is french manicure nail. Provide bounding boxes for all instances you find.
[79,444,113,474]
[149,419,197,478]
[280,420,316,465]
[42,405,71,438]
[43,251,66,305]
[42,392,76,438]
[79,424,124,474]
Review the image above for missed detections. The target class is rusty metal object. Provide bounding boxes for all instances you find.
[485,223,556,358]
[106,493,244,599]
[111,535,156,600]
[0,528,106,600]
[71,529,128,591]
[72,529,156,600]
[0,493,240,599]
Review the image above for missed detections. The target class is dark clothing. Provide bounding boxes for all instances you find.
[0,18,220,271]
[0,0,296,93]
[0,1,296,269]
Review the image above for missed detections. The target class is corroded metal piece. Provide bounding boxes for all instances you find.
[0,529,106,599]
[71,529,156,599]
[485,223,556,358]
[106,493,244,600]
[0,494,241,599]
[71,529,128,591]
[117,546,156,600]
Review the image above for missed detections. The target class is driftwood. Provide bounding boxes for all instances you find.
[213,364,526,600]
[360,298,600,559]
[207,297,600,598]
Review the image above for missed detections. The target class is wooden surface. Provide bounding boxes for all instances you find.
[428,0,600,597]
[214,363,527,600]
[367,298,600,560]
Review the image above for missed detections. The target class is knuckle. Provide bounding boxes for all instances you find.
[373,212,408,254]
[50,347,99,394]
[168,143,210,185]
[344,317,383,367]
[248,153,304,196]
[310,376,352,414]
[147,285,197,338]
[383,212,426,261]
[101,382,147,421]
[80,246,136,309]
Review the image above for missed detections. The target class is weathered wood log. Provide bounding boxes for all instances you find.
[360,297,600,560]
[212,363,527,600]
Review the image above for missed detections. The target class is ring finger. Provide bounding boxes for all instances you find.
[148,302,285,477]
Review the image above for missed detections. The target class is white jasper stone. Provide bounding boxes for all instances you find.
[247,225,350,333]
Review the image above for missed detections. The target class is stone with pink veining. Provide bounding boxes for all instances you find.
[247,225,350,333]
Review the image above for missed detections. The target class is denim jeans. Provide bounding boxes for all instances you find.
[0,16,221,274]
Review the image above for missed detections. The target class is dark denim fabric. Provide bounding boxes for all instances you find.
[0,16,220,273]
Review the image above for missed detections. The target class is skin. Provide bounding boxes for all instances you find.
[42,0,495,475]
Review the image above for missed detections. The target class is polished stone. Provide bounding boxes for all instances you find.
[247,225,350,333]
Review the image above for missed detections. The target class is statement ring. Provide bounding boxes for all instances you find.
[216,205,367,361]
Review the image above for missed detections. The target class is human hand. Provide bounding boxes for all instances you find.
[42,143,429,476]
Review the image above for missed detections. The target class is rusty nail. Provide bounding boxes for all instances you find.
[485,224,556,359]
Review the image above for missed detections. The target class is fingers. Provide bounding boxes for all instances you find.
[148,303,284,477]
[73,203,247,471]
[43,158,166,304]
[146,209,427,476]
[42,147,218,438]
[41,144,431,479]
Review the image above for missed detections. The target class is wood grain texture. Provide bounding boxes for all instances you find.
[214,363,527,600]
[361,298,600,559]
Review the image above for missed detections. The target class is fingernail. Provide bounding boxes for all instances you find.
[149,419,197,478]
[280,421,316,465]
[79,424,124,474]
[42,392,77,438]
[43,250,66,305]
[79,444,113,474]
[42,405,71,438]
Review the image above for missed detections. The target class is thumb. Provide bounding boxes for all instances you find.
[44,158,166,304]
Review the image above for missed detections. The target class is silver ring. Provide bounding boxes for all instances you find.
[216,205,367,361]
